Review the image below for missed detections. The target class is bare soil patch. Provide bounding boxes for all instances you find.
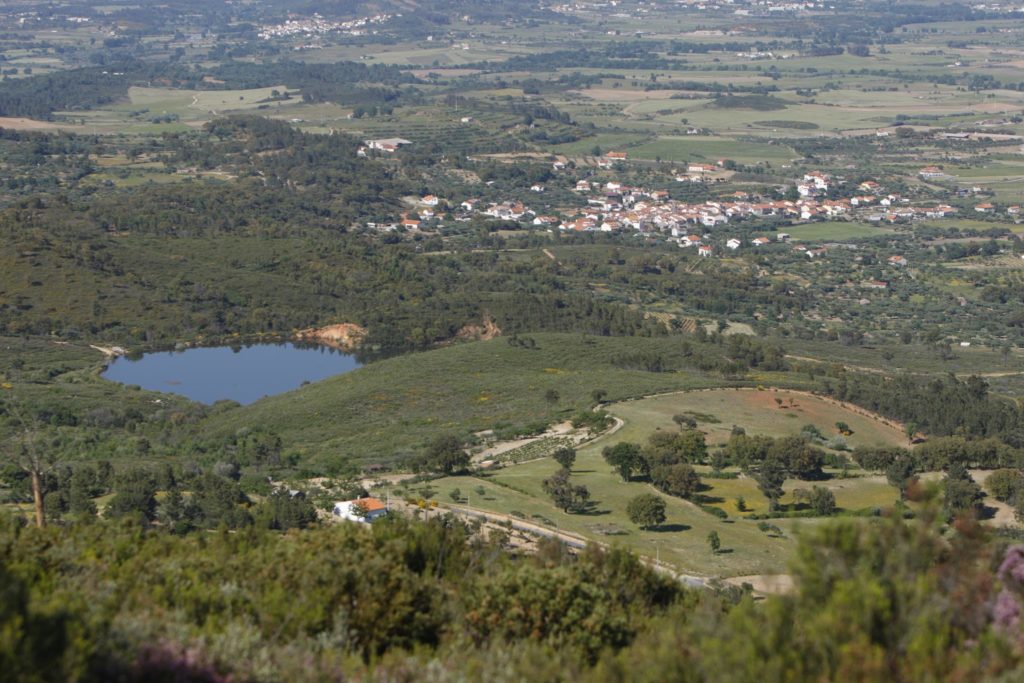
[0,117,69,131]
[725,574,795,595]
[294,323,368,350]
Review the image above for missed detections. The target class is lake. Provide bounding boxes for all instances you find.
[102,343,361,405]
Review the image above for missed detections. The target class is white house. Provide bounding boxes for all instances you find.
[333,497,388,523]
[366,138,412,153]
[726,238,742,250]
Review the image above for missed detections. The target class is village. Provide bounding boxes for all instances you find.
[364,147,1020,259]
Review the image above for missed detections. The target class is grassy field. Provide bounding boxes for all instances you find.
[625,136,799,165]
[778,221,895,241]
[423,387,912,577]
[606,389,909,449]
[431,457,802,578]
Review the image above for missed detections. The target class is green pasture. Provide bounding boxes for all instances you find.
[606,389,909,450]
[424,387,912,577]
[624,136,799,164]
[780,221,895,241]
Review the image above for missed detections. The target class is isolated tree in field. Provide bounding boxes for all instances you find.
[591,389,608,405]
[1,395,59,528]
[835,421,851,435]
[421,434,470,474]
[672,414,696,431]
[808,486,837,516]
[544,389,560,406]
[552,446,576,471]
[542,468,590,513]
[626,493,666,530]
[602,442,647,482]
[756,460,787,512]
[707,530,721,554]
[449,488,462,503]
[886,457,918,499]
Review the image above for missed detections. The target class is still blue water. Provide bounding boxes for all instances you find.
[102,343,361,405]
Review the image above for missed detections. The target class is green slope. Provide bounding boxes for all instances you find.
[202,333,803,470]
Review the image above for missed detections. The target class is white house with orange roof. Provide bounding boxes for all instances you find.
[333,497,388,523]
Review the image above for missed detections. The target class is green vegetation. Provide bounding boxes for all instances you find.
[5,0,1024,678]
[4,497,1024,681]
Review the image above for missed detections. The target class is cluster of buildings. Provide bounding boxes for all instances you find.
[367,156,1014,242]
[257,13,395,40]
[554,173,907,238]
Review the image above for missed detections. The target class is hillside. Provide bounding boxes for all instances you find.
[201,333,803,469]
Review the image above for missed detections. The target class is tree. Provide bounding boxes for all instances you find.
[986,469,1024,503]
[672,414,696,431]
[886,457,918,499]
[603,442,647,482]
[421,434,470,475]
[255,490,317,531]
[808,486,837,516]
[647,430,707,466]
[771,436,824,480]
[707,530,721,554]
[350,500,371,520]
[651,463,701,499]
[710,449,728,473]
[756,460,787,512]
[159,485,197,534]
[67,470,97,521]
[106,468,158,522]
[192,472,251,528]
[626,494,666,530]
[542,468,590,513]
[835,421,851,435]
[591,389,608,405]
[0,396,59,527]
[943,463,984,520]
[552,446,576,471]
[449,488,462,502]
